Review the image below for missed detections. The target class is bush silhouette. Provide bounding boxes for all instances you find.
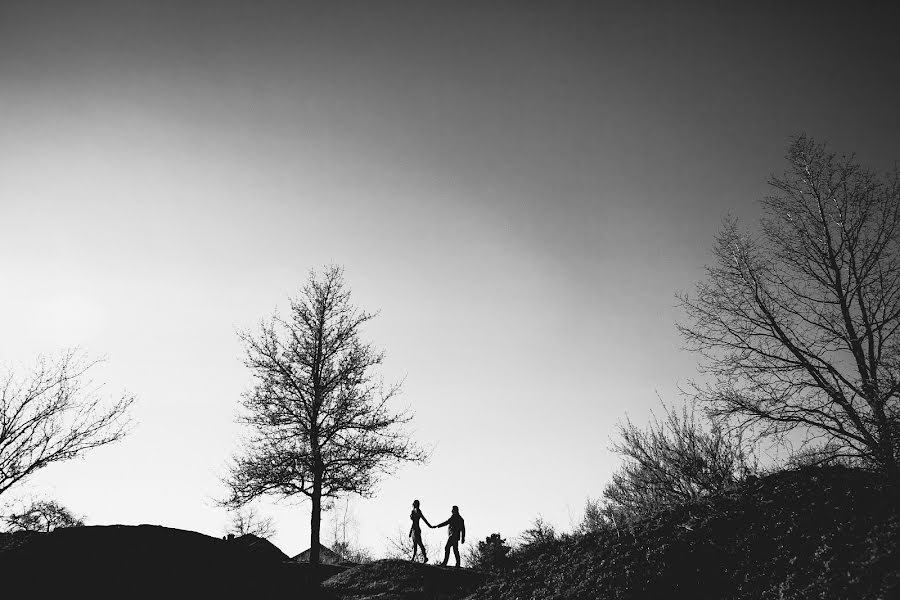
[603,401,753,524]
[467,533,511,571]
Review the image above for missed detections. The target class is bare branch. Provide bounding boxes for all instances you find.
[0,350,134,498]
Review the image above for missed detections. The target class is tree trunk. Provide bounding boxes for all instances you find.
[309,468,323,565]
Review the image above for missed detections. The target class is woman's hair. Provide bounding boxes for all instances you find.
[413,499,420,508]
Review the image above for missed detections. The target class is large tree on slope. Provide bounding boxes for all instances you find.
[224,266,426,564]
[679,136,900,479]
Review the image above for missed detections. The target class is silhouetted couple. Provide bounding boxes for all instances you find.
[409,500,466,567]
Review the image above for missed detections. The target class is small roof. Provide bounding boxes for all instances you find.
[292,543,345,564]
[231,534,290,563]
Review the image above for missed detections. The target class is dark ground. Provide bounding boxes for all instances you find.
[1,466,897,599]
[0,525,330,598]
[323,559,486,600]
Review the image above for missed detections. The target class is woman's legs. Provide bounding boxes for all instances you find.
[412,529,428,562]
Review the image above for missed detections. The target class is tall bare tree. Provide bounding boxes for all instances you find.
[678,136,900,479]
[0,350,134,498]
[223,266,427,564]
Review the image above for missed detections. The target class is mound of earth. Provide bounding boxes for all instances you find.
[471,466,900,600]
[0,524,331,599]
[322,559,486,600]
[229,532,291,562]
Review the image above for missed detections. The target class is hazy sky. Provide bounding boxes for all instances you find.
[2,2,899,556]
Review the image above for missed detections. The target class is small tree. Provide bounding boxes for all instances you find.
[678,136,900,479]
[223,266,427,564]
[465,533,511,571]
[519,516,557,546]
[603,401,752,522]
[5,499,84,532]
[578,497,607,534]
[0,350,134,498]
[227,506,276,539]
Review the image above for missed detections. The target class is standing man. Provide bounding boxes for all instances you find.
[434,505,465,567]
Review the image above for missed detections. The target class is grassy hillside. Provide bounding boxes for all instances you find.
[324,559,486,600]
[471,466,899,599]
[0,467,896,599]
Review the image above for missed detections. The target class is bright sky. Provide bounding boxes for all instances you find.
[2,2,899,557]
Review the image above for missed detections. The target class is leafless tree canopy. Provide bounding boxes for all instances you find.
[678,136,900,478]
[223,266,427,564]
[0,350,134,498]
[4,498,84,532]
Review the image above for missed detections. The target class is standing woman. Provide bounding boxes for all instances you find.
[409,499,432,563]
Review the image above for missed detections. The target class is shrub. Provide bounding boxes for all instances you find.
[519,516,556,546]
[332,540,374,564]
[603,400,754,523]
[466,533,511,571]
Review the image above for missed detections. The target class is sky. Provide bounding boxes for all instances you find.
[2,1,899,557]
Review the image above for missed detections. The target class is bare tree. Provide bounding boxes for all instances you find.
[223,266,427,564]
[324,498,377,563]
[0,350,134,498]
[329,497,357,550]
[227,506,276,539]
[327,497,372,563]
[4,498,84,532]
[678,136,900,479]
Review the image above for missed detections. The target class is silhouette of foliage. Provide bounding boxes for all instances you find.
[0,350,134,498]
[4,499,84,532]
[603,401,753,523]
[519,516,557,546]
[465,533,511,571]
[223,266,427,565]
[578,497,608,534]
[678,136,900,480]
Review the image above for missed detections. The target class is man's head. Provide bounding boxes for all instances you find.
[451,505,459,514]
